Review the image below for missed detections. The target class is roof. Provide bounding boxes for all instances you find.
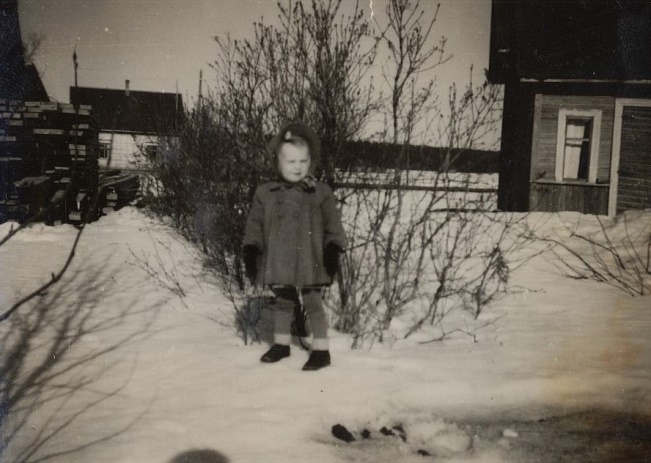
[69,86,184,135]
[1,0,49,101]
[488,0,651,83]
[1,62,48,102]
[22,64,48,101]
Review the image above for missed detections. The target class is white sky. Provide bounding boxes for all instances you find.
[18,0,493,145]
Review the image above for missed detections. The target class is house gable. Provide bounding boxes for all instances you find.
[69,86,183,136]
[489,0,651,83]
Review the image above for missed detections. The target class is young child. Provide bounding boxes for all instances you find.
[242,122,346,371]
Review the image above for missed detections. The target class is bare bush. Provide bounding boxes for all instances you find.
[534,212,651,296]
[330,188,383,335]
[230,289,275,346]
[325,0,514,348]
[143,1,378,345]
[145,0,529,348]
[22,32,44,65]
[127,230,188,305]
[330,184,536,348]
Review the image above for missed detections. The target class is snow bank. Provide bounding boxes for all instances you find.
[1,206,650,462]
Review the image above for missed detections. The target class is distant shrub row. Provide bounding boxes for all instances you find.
[337,140,499,173]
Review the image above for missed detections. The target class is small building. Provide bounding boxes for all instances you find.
[489,0,651,215]
[70,82,183,171]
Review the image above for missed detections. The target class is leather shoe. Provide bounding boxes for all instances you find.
[260,344,290,363]
[302,350,331,371]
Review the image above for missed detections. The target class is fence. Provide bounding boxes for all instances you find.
[334,170,499,211]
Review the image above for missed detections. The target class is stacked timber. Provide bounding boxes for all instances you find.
[99,170,140,211]
[0,99,100,222]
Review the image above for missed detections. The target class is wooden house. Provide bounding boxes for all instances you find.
[489,0,651,215]
[70,82,183,171]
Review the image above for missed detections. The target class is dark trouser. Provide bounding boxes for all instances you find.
[271,286,329,350]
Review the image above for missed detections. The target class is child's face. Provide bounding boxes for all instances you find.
[278,142,311,183]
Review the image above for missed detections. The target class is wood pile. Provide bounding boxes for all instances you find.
[99,170,140,211]
[0,99,100,222]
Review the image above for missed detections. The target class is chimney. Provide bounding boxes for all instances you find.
[125,79,130,96]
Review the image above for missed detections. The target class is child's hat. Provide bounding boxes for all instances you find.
[268,121,321,167]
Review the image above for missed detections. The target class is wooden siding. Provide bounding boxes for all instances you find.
[98,132,157,170]
[617,106,651,212]
[531,95,615,183]
[530,181,609,215]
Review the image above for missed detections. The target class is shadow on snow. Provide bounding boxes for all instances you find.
[0,259,166,463]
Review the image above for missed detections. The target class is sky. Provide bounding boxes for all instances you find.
[18,0,493,107]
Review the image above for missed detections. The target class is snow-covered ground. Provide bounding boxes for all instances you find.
[1,206,650,462]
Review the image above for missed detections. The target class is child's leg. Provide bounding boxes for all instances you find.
[300,288,328,351]
[271,287,299,346]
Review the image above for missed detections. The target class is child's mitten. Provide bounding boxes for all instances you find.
[323,242,343,278]
[243,245,260,284]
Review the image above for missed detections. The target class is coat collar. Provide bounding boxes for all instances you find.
[269,174,316,192]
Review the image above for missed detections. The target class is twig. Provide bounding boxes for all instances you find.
[419,316,503,344]
[0,223,85,323]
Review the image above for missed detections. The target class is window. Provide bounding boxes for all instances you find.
[555,109,602,183]
[99,141,111,160]
[144,143,158,161]
[563,117,592,180]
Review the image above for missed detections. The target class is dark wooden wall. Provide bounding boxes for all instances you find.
[497,80,535,212]
[618,106,651,212]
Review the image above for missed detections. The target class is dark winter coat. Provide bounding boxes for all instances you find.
[243,180,346,287]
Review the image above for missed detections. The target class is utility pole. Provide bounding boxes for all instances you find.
[73,47,78,88]
[198,69,203,110]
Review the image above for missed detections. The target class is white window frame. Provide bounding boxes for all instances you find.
[555,109,602,183]
[98,141,111,160]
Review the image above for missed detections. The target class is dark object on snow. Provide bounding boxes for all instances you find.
[361,429,371,439]
[380,426,395,436]
[168,449,229,463]
[303,350,331,371]
[260,344,290,363]
[417,449,431,456]
[291,304,309,348]
[393,424,407,442]
[332,424,355,443]
[292,305,308,337]
[243,245,259,284]
[323,242,343,278]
